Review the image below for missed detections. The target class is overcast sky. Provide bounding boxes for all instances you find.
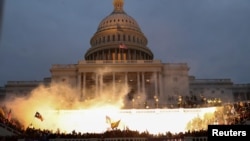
[0,0,250,86]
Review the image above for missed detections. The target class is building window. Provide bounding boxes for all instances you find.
[246,92,250,100]
[118,34,120,41]
[102,36,105,43]
[173,77,178,82]
[107,35,110,42]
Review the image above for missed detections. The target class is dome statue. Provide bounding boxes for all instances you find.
[85,0,153,61]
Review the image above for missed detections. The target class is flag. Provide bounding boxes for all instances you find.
[126,126,130,131]
[111,120,120,129]
[0,107,5,117]
[35,112,43,121]
[7,109,11,121]
[119,43,127,49]
[106,115,111,124]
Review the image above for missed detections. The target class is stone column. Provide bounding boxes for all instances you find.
[154,71,158,97]
[102,50,104,60]
[125,72,128,88]
[100,74,103,95]
[142,72,145,94]
[95,73,98,96]
[113,72,115,95]
[115,48,117,60]
[83,72,86,99]
[158,71,163,104]
[77,73,82,97]
[137,72,140,94]
[128,49,131,60]
[134,50,136,60]
[108,49,111,60]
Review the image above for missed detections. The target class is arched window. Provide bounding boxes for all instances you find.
[99,37,101,43]
[102,36,105,43]
[118,34,120,41]
[107,35,110,42]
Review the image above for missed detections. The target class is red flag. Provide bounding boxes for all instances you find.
[0,108,5,117]
[35,112,44,121]
[119,43,127,49]
[7,109,11,121]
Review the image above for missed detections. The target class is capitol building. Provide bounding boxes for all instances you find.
[0,0,249,108]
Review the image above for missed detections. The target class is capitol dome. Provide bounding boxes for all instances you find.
[84,0,154,60]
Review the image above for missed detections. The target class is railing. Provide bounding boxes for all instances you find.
[233,84,250,87]
[6,81,43,85]
[190,79,232,83]
[50,60,190,69]
[78,60,162,64]
[51,64,77,69]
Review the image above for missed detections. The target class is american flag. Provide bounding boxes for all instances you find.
[35,111,44,121]
[119,43,127,49]
[7,109,11,121]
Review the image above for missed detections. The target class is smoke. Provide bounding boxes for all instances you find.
[1,67,234,133]
[185,106,229,131]
[2,78,131,129]
[0,79,232,134]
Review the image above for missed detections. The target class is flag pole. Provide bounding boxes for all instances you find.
[29,117,35,129]
[119,46,121,60]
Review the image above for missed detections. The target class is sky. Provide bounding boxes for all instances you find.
[0,0,250,86]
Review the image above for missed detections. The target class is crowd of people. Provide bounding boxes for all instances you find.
[0,101,249,141]
[185,101,250,131]
[0,127,208,141]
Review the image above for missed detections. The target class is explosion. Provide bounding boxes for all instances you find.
[2,81,221,135]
